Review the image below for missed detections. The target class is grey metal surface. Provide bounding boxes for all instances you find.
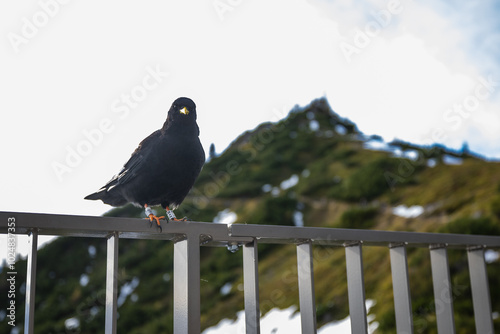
[345,243,368,334]
[105,232,119,334]
[429,246,456,334]
[467,248,494,334]
[174,234,201,334]
[243,239,260,334]
[230,222,500,248]
[296,241,317,334]
[389,244,413,334]
[24,229,38,334]
[0,211,252,246]
[2,211,500,248]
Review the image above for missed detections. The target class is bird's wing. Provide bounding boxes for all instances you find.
[102,130,161,191]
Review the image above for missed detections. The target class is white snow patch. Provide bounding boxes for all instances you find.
[392,205,424,218]
[262,184,273,193]
[309,120,320,131]
[363,140,391,151]
[485,250,499,263]
[280,174,299,190]
[65,317,80,331]
[405,150,419,160]
[88,245,97,258]
[392,148,419,161]
[202,300,378,334]
[79,274,89,287]
[293,210,304,227]
[90,306,99,317]
[427,159,437,167]
[117,277,140,307]
[213,209,237,225]
[443,155,463,165]
[220,282,233,296]
[335,124,347,135]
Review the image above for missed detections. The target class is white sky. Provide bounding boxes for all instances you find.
[1,0,500,220]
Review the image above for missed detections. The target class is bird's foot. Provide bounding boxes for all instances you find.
[144,214,164,232]
[164,208,191,222]
[144,205,164,232]
[169,217,191,222]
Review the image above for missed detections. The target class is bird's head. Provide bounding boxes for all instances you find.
[170,97,197,120]
[163,97,199,134]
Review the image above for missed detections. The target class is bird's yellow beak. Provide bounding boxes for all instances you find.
[180,107,189,115]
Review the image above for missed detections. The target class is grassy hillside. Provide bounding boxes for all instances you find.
[1,98,499,333]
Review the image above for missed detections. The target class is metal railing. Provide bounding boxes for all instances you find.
[1,211,499,334]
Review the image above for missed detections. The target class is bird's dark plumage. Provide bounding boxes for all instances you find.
[85,97,205,226]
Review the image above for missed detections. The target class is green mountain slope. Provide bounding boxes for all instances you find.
[1,98,499,333]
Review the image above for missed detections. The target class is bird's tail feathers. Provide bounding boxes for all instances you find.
[84,188,128,207]
[84,189,107,201]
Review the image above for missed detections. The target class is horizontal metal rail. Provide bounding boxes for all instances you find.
[228,223,500,248]
[1,211,499,334]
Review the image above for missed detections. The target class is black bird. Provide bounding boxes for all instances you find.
[85,97,205,231]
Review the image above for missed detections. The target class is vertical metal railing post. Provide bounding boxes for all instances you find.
[24,229,38,334]
[389,243,413,334]
[243,239,260,334]
[105,232,119,334]
[296,241,317,333]
[467,247,494,334]
[345,242,368,334]
[429,245,456,334]
[174,233,201,334]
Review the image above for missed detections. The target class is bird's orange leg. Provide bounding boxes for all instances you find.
[143,204,164,231]
[165,207,190,222]
[165,206,177,220]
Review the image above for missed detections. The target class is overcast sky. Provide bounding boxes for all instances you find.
[1,0,500,219]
